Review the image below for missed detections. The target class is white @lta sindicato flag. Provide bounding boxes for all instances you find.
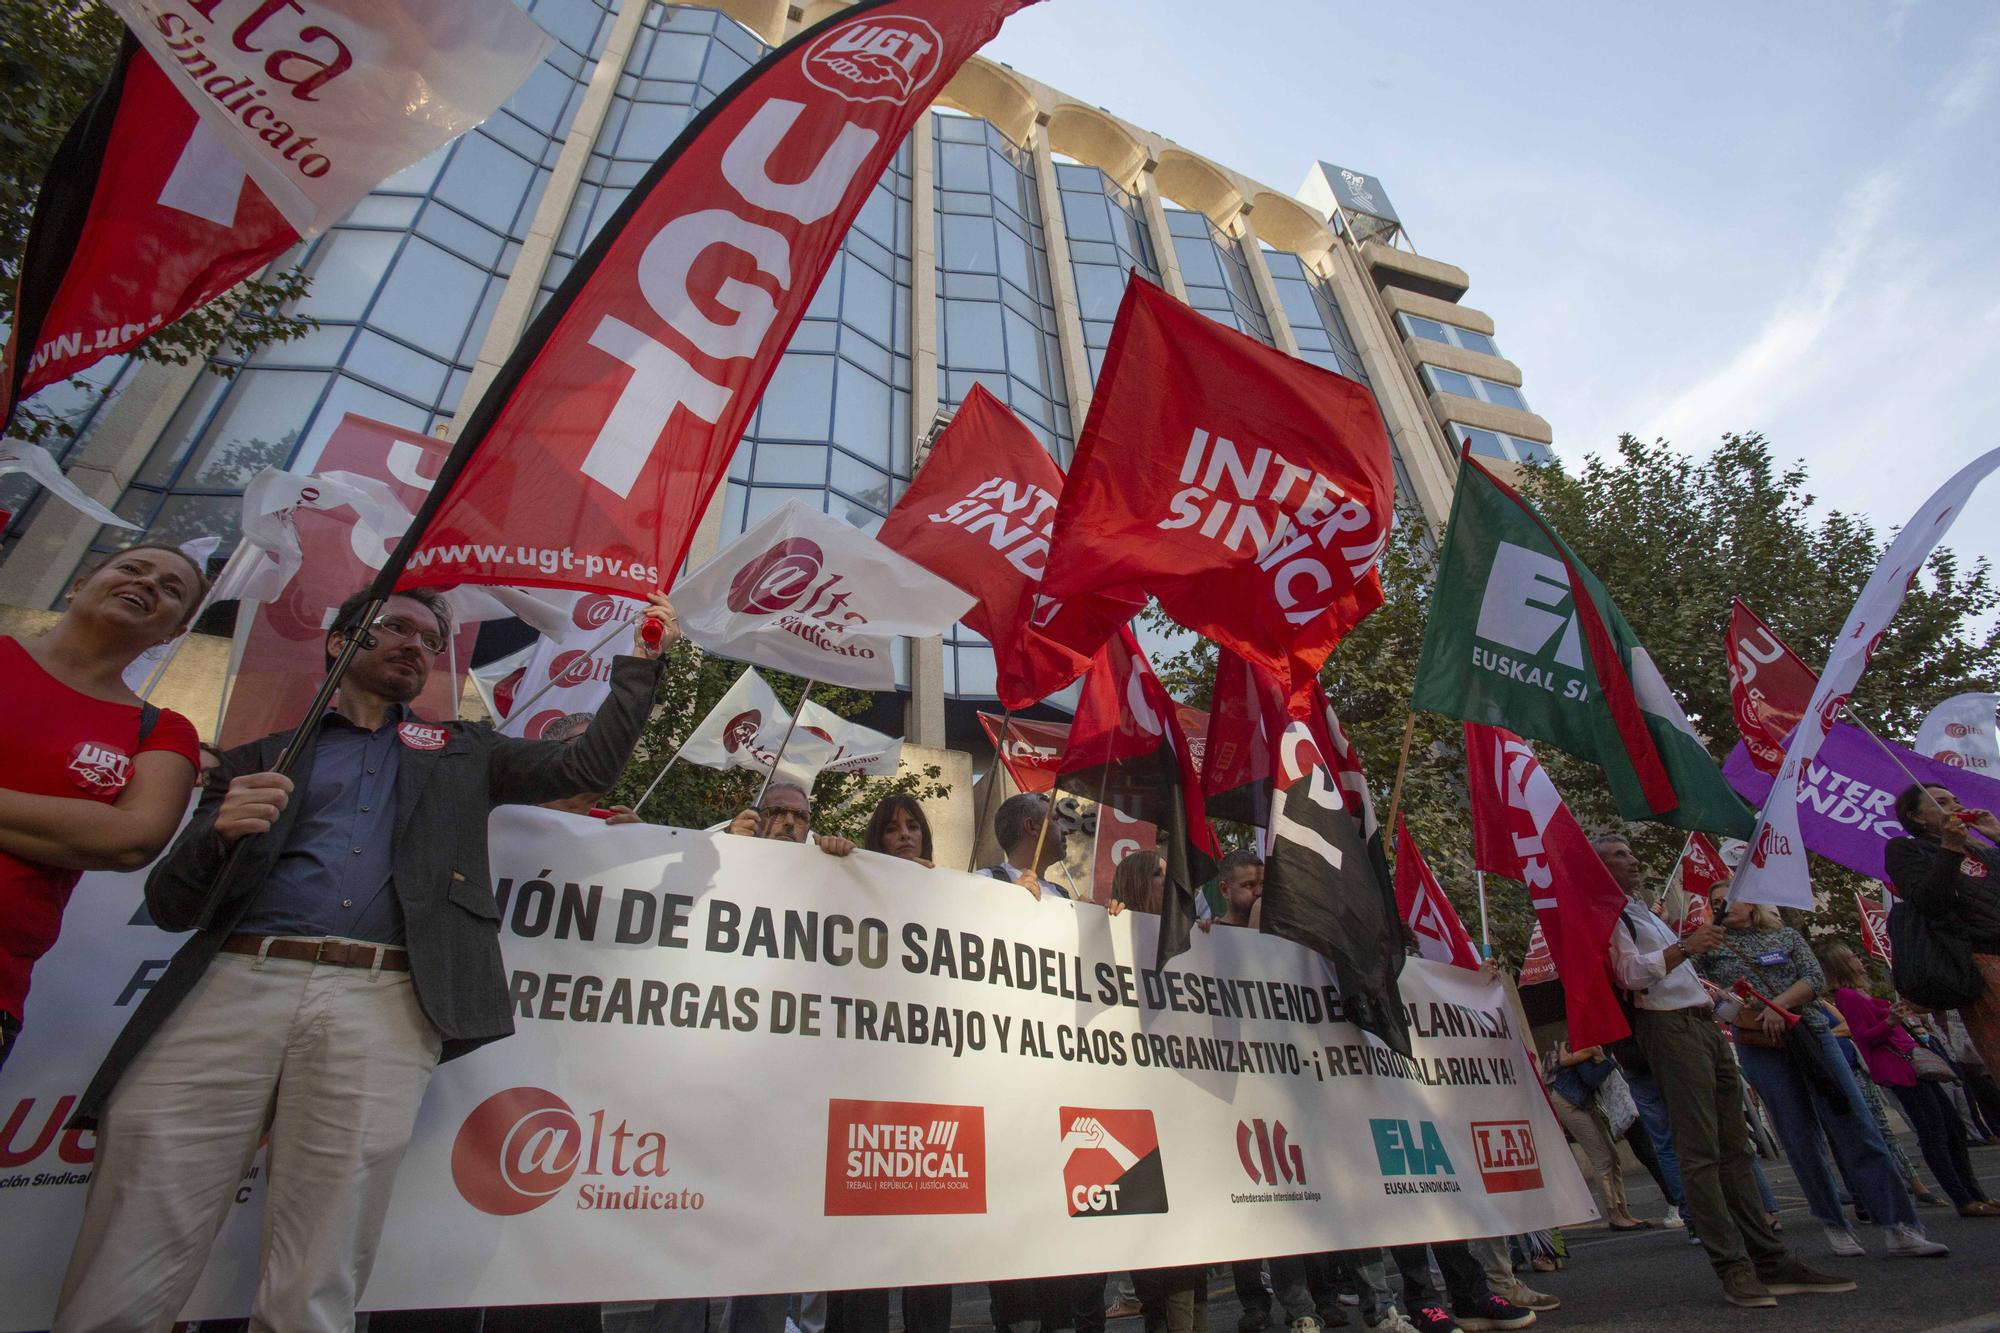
[1733,447,2000,908]
[680,667,903,789]
[1915,692,2000,776]
[673,501,976,690]
[104,0,552,236]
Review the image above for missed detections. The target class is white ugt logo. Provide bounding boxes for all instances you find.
[159,121,253,228]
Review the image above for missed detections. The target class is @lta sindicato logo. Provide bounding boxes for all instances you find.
[1059,1107,1167,1217]
[450,1086,704,1216]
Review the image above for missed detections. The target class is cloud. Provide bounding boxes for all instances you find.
[1638,169,1899,448]
[1933,22,2000,126]
[1886,0,1920,41]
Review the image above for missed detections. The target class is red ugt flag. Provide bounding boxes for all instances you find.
[1040,277,1396,713]
[1464,722,1632,1047]
[1395,818,1483,972]
[395,0,1038,600]
[2,40,296,423]
[1726,598,1819,775]
[878,384,1143,708]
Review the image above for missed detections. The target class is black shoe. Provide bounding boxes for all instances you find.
[1406,1309,1462,1333]
[1450,1295,1534,1331]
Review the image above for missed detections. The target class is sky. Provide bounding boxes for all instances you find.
[986,0,2000,578]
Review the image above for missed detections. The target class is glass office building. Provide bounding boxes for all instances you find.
[0,0,1551,737]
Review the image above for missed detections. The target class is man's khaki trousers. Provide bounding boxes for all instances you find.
[54,949,441,1333]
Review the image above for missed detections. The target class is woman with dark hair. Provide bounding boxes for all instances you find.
[0,543,207,1071]
[1110,848,1165,914]
[1821,941,1996,1217]
[1887,782,2000,1078]
[863,792,933,865]
[1701,893,1946,1258]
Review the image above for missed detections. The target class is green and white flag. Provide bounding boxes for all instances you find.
[1412,457,1752,837]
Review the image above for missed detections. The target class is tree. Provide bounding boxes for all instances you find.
[0,3,315,447]
[1157,433,2000,963]
[606,639,951,843]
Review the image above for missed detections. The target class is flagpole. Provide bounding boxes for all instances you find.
[632,752,681,818]
[969,710,1014,872]
[1840,704,1959,824]
[1475,869,1490,958]
[447,628,461,721]
[1383,711,1418,842]
[751,679,816,809]
[1084,768,1111,907]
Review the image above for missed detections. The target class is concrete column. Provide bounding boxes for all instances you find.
[444,0,651,431]
[1028,120,1095,430]
[1234,212,1303,359]
[1313,242,1459,524]
[0,355,207,606]
[1135,164,1189,302]
[904,109,948,750]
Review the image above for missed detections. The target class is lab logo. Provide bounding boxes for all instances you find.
[1470,1121,1543,1194]
[1059,1107,1167,1217]
[802,16,942,106]
[67,741,133,792]
[396,722,449,751]
[1370,1118,1460,1196]
[825,1099,985,1216]
[727,538,824,616]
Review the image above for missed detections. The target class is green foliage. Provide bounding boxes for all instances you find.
[0,2,317,445]
[606,639,950,842]
[1154,434,2000,965]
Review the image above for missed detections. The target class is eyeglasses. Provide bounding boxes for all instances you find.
[759,804,810,826]
[367,613,447,655]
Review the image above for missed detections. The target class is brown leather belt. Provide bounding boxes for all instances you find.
[221,933,411,972]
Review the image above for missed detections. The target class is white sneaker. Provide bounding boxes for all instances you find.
[1288,1319,1324,1333]
[1823,1224,1865,1257]
[1885,1223,1950,1258]
[1661,1205,1684,1229]
[1370,1314,1421,1333]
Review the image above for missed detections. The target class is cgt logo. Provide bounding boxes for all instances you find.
[1470,1121,1543,1194]
[1060,1107,1167,1218]
[825,1099,984,1216]
[802,16,942,106]
[451,1086,698,1217]
[1236,1119,1304,1186]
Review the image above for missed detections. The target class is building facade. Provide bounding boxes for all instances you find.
[0,0,1552,753]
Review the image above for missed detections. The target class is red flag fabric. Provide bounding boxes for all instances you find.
[1726,598,1818,775]
[1091,805,1156,907]
[1519,924,1557,986]
[1663,832,1728,934]
[1395,818,1483,971]
[1858,887,1893,963]
[2,41,297,422]
[877,384,1143,708]
[1039,277,1396,712]
[1059,626,1220,965]
[977,711,1069,795]
[1464,722,1632,1047]
[394,0,1037,599]
[220,415,477,747]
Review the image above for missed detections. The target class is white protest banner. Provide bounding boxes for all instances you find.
[798,698,902,776]
[1915,691,2000,775]
[1734,447,2000,907]
[105,0,553,236]
[0,439,138,530]
[679,666,839,788]
[492,592,645,738]
[673,501,975,689]
[0,812,1592,1324]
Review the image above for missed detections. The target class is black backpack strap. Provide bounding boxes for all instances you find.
[136,702,160,747]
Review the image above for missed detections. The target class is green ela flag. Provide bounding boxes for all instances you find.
[1411,458,1753,838]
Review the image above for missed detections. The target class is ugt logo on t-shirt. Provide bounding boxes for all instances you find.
[69,741,133,792]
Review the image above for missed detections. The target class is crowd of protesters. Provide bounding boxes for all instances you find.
[3,563,1999,1333]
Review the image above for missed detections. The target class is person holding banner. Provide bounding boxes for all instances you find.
[1,544,207,1072]
[52,585,677,1333]
[1886,784,2000,1078]
[726,782,855,856]
[981,794,1068,901]
[863,793,934,867]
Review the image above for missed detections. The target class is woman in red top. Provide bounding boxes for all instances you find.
[1823,942,1997,1217]
[0,543,206,1071]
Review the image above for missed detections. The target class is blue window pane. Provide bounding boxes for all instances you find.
[1403,315,1450,343]
[1429,367,1477,398]
[1481,379,1528,411]
[757,354,836,438]
[1457,328,1499,357]
[369,239,485,358]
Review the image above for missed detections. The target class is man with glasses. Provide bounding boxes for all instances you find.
[726,780,855,855]
[55,584,677,1333]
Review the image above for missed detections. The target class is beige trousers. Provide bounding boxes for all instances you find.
[55,949,441,1333]
[1548,1088,1627,1219]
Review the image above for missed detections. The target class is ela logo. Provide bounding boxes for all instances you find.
[1370,1119,1460,1196]
[1470,1121,1543,1194]
[1059,1107,1167,1217]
